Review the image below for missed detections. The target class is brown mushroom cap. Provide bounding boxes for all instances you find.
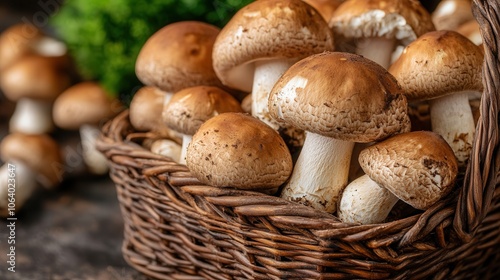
[0,54,73,102]
[388,30,484,101]
[0,23,46,71]
[268,52,411,143]
[213,0,334,92]
[302,0,345,22]
[432,0,474,31]
[329,0,435,45]
[129,86,169,132]
[359,131,459,210]
[52,82,121,130]
[135,21,222,93]
[0,133,62,188]
[164,86,244,135]
[186,112,293,191]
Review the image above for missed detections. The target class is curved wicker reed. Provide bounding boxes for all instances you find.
[96,1,500,279]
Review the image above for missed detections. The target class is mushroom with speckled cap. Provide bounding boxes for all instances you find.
[329,0,435,69]
[339,131,458,224]
[53,82,122,175]
[186,113,293,193]
[0,133,62,216]
[163,86,244,164]
[212,0,334,147]
[389,30,483,169]
[268,52,411,213]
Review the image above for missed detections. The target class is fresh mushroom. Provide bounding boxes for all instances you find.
[52,82,122,175]
[329,0,435,68]
[432,0,473,31]
[163,86,244,164]
[186,112,293,194]
[389,30,484,168]
[302,0,345,22]
[268,52,411,212]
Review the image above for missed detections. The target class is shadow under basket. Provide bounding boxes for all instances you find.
[96,1,500,279]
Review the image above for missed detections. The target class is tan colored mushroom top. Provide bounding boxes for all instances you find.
[164,86,244,135]
[359,131,459,210]
[53,82,121,130]
[389,30,484,101]
[213,0,334,92]
[268,52,410,143]
[129,86,167,132]
[186,112,292,191]
[329,0,435,45]
[432,0,473,31]
[302,0,345,22]
[0,133,62,189]
[135,21,222,93]
[0,23,46,71]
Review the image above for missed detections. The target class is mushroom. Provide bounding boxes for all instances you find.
[302,0,345,22]
[432,0,473,31]
[52,82,123,175]
[135,21,223,124]
[186,112,293,194]
[457,19,482,46]
[163,86,244,164]
[149,139,182,162]
[389,30,484,168]
[212,0,334,147]
[329,0,435,69]
[268,52,411,212]
[339,131,458,224]
[0,133,62,216]
[0,54,74,134]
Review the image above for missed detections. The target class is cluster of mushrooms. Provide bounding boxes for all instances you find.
[130,0,483,225]
[0,23,122,216]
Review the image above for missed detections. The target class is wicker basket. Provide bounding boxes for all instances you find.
[96,1,500,279]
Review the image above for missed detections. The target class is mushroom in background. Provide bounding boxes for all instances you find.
[149,139,182,162]
[0,133,62,216]
[389,30,484,169]
[186,112,293,194]
[268,52,411,213]
[212,0,334,149]
[52,82,123,175]
[163,86,244,164]
[457,19,482,46]
[338,131,459,225]
[432,0,473,31]
[302,0,345,22]
[329,0,435,69]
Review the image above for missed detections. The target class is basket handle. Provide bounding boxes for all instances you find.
[454,0,500,242]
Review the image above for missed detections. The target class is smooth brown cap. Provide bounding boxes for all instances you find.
[53,82,121,130]
[0,133,63,188]
[302,0,345,22]
[129,86,167,132]
[359,131,459,210]
[330,0,435,45]
[0,23,45,71]
[432,0,473,31]
[456,20,481,45]
[269,52,411,143]
[135,21,222,93]
[0,54,73,102]
[213,0,334,92]
[389,30,484,101]
[186,112,293,191]
[164,86,244,135]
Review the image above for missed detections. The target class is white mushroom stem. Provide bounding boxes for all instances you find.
[338,174,399,224]
[252,59,297,129]
[79,124,109,175]
[0,161,38,216]
[9,98,54,134]
[280,132,354,213]
[179,134,193,165]
[430,91,476,168]
[356,37,396,69]
[150,139,182,163]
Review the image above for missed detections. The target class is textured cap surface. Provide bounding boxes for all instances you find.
[359,131,459,210]
[330,0,435,45]
[53,82,120,130]
[186,113,292,190]
[213,0,334,92]
[389,30,484,101]
[164,86,243,135]
[269,52,410,143]
[135,21,222,93]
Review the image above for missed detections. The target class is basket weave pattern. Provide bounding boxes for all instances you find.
[97,1,500,279]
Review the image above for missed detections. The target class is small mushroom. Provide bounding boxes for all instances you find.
[432,0,474,31]
[0,133,62,216]
[389,30,484,168]
[163,86,243,164]
[150,139,182,162]
[52,82,122,175]
[268,52,410,212]
[186,112,293,194]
